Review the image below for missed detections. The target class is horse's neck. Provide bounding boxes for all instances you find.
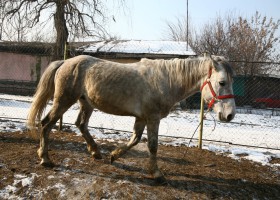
[167,58,208,89]
[165,58,209,101]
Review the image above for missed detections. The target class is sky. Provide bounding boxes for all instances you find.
[105,0,280,40]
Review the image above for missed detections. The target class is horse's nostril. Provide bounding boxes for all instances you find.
[227,114,233,122]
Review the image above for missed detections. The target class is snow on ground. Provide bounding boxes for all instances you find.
[0,172,67,199]
[0,173,40,199]
[0,94,280,167]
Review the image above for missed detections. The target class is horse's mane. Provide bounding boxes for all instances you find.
[140,57,211,89]
[140,56,233,90]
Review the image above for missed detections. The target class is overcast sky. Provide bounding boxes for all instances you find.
[104,0,280,40]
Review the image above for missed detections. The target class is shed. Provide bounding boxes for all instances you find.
[234,75,280,106]
[76,40,196,63]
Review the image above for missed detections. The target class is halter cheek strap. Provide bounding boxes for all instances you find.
[200,68,234,109]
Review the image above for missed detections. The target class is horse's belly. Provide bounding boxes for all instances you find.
[89,95,142,117]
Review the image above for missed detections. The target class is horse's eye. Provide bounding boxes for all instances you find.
[219,81,226,86]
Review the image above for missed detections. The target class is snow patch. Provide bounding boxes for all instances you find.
[0,173,39,199]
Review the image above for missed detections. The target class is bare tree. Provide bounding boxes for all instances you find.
[227,13,280,75]
[0,1,7,40]
[2,10,33,42]
[164,12,280,76]
[164,17,189,41]
[1,0,126,60]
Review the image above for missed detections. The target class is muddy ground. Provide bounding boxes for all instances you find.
[0,130,279,199]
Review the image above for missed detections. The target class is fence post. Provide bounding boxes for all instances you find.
[58,42,68,131]
[198,52,208,149]
[198,91,205,149]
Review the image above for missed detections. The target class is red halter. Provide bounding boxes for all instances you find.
[200,68,234,109]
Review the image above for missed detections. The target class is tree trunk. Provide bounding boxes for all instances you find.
[53,0,68,60]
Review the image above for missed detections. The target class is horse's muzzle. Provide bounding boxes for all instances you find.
[219,112,235,122]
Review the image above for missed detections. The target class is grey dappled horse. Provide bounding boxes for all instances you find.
[27,55,235,183]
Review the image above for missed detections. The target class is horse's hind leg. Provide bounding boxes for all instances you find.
[111,117,146,163]
[75,97,102,159]
[146,118,166,184]
[38,100,74,166]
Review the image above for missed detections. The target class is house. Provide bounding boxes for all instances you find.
[76,40,196,63]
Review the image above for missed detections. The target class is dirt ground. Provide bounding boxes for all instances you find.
[0,130,279,200]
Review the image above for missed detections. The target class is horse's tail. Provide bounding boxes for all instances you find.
[27,60,64,131]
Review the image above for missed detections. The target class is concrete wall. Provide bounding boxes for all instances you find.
[0,52,51,81]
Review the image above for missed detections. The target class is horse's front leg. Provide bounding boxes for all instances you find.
[75,98,102,159]
[111,117,146,162]
[147,118,166,184]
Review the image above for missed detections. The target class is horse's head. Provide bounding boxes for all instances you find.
[200,55,236,122]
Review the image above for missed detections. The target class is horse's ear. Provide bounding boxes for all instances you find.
[201,53,220,71]
[210,55,223,71]
[201,52,211,58]
[212,59,219,71]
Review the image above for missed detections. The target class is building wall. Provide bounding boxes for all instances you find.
[0,52,51,81]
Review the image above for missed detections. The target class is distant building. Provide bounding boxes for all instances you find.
[76,40,196,63]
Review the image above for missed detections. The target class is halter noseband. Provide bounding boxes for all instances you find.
[200,67,234,109]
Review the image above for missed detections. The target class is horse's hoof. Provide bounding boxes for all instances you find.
[92,152,102,160]
[110,155,115,164]
[40,161,55,168]
[154,176,168,185]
